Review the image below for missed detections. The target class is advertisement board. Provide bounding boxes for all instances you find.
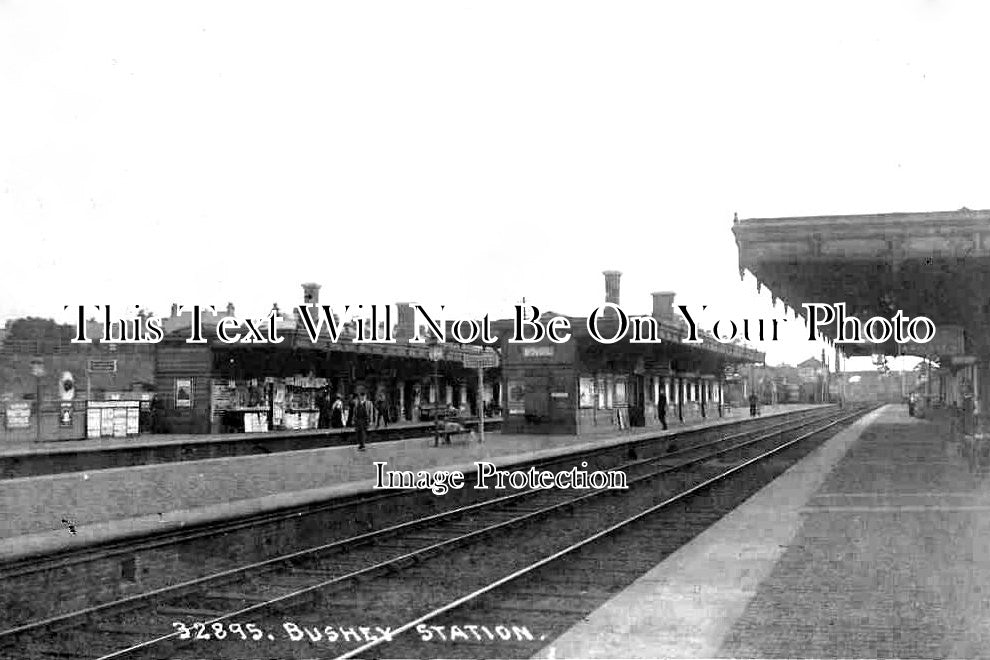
[5,403,31,430]
[175,379,192,408]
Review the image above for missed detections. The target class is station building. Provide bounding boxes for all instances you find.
[491,272,765,435]
[153,284,501,434]
[0,319,156,442]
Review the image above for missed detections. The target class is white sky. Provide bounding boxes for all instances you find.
[2,1,988,369]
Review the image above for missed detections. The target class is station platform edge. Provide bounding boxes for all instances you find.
[0,405,821,563]
[535,404,988,659]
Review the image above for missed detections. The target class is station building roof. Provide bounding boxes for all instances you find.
[488,309,764,365]
[161,322,499,367]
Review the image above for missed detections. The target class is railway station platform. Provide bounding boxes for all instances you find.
[0,417,501,479]
[536,404,990,659]
[0,404,817,563]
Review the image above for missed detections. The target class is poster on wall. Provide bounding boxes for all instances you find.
[507,380,526,415]
[579,377,595,408]
[59,402,73,428]
[126,407,140,435]
[86,401,141,438]
[176,379,192,408]
[5,403,31,429]
[86,407,101,438]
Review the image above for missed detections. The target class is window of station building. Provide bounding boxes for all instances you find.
[506,380,526,415]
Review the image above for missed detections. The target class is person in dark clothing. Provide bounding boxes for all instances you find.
[375,392,389,429]
[150,395,165,433]
[317,388,330,429]
[749,392,759,417]
[346,394,357,428]
[657,392,668,430]
[353,391,373,450]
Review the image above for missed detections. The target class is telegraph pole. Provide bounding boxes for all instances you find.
[898,343,906,399]
[31,357,45,443]
[821,348,828,403]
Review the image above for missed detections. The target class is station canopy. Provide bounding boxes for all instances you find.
[732,208,990,360]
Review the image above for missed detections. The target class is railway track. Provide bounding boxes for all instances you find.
[0,407,825,631]
[0,405,861,659]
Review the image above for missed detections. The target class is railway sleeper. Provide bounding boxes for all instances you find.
[290,566,351,577]
[94,624,145,635]
[415,546,446,561]
[400,534,457,543]
[367,542,437,555]
[203,591,270,604]
[440,524,491,534]
[500,508,550,515]
[156,605,227,619]
[18,648,90,660]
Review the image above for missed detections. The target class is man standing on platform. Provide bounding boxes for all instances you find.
[749,392,759,417]
[375,391,389,429]
[657,391,668,430]
[346,394,357,427]
[354,390,373,451]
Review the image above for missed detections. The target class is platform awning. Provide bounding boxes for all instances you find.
[732,208,990,358]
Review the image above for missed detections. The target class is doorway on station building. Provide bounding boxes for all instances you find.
[491,380,501,416]
[629,375,646,427]
[402,381,416,421]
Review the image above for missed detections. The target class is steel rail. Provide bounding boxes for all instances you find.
[73,409,856,660]
[2,408,828,646]
[334,407,868,659]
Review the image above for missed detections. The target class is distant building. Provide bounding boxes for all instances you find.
[842,370,918,403]
[797,357,824,382]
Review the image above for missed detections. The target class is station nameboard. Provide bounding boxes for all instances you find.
[88,359,118,374]
[521,346,554,358]
[5,402,31,429]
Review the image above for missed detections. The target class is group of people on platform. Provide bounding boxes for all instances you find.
[317,389,391,434]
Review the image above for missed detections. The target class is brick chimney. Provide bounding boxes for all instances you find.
[295,282,322,328]
[396,303,416,340]
[225,302,235,317]
[651,291,676,321]
[301,283,321,305]
[603,270,622,305]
